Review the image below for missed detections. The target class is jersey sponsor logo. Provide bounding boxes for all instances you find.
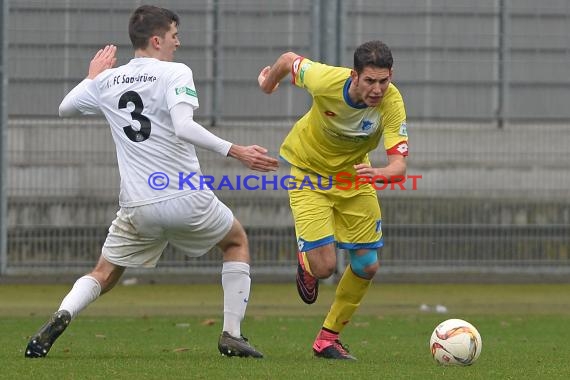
[399,121,408,136]
[322,126,371,142]
[175,86,197,97]
[324,110,336,117]
[299,62,312,84]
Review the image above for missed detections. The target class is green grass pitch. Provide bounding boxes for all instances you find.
[2,282,570,379]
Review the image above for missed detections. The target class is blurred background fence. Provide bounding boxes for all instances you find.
[1,0,570,279]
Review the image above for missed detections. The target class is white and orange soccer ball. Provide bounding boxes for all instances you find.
[430,318,482,366]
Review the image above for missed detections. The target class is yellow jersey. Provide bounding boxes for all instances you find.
[280,57,408,177]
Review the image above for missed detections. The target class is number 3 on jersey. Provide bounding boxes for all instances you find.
[119,91,151,142]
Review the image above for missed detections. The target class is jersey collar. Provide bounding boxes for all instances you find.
[343,77,368,109]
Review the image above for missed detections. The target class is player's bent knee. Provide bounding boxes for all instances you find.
[307,246,337,278]
[311,261,337,279]
[349,249,378,278]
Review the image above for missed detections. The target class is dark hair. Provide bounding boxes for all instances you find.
[353,40,393,74]
[128,5,180,49]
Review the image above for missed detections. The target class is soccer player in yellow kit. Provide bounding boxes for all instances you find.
[258,41,409,360]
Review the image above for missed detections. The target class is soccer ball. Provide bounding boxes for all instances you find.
[429,318,482,366]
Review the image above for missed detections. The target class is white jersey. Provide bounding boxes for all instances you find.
[68,58,205,207]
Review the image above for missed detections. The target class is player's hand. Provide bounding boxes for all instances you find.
[87,45,117,79]
[355,161,407,184]
[228,144,279,172]
[258,66,279,93]
[354,163,378,180]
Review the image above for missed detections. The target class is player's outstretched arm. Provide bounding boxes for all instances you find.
[227,144,279,172]
[258,52,298,94]
[171,103,278,172]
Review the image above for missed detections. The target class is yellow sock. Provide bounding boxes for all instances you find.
[299,251,315,276]
[323,266,371,333]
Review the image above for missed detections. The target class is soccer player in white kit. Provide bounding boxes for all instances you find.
[24,5,277,359]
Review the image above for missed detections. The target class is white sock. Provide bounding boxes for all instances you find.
[58,275,102,319]
[221,261,251,338]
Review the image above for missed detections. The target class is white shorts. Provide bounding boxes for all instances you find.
[102,191,234,268]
